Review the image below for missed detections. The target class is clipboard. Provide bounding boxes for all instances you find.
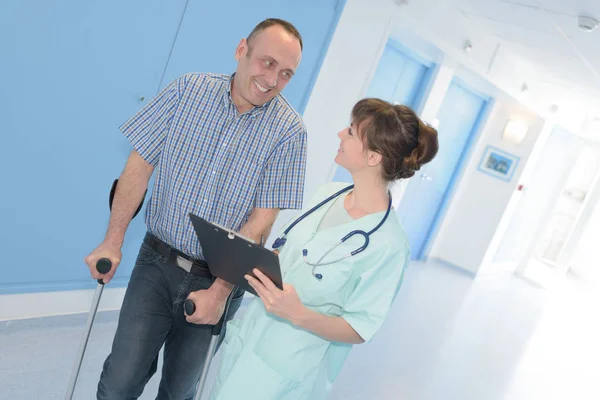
[189,213,283,297]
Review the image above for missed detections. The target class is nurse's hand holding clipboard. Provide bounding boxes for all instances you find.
[245,268,305,323]
[246,268,364,344]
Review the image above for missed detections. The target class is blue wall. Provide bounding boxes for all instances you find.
[0,0,346,294]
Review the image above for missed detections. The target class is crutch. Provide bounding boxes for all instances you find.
[65,178,146,399]
[184,288,237,400]
[65,258,112,400]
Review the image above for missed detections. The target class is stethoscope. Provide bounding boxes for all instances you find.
[272,184,392,280]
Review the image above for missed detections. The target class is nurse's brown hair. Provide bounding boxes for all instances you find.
[351,98,439,181]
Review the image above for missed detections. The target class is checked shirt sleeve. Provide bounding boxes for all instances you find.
[119,76,186,166]
[255,121,307,210]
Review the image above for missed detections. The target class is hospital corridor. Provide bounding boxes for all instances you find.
[3,0,600,399]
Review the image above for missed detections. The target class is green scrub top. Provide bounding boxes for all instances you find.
[210,182,410,400]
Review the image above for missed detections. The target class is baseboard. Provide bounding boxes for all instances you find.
[0,276,130,295]
[429,258,477,278]
[1,287,256,321]
[0,287,127,321]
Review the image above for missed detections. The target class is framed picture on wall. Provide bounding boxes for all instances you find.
[477,146,520,182]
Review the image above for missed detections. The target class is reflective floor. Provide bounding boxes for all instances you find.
[2,261,599,399]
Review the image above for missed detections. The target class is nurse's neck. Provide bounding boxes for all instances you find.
[345,173,389,218]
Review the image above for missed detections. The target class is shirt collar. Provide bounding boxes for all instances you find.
[223,73,273,117]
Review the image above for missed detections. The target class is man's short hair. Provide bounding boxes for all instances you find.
[247,18,303,52]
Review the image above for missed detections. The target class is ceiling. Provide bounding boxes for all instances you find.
[390,0,600,134]
[460,0,600,121]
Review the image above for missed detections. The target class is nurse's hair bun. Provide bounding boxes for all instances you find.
[351,98,439,181]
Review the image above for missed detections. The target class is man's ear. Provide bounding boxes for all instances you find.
[235,38,248,61]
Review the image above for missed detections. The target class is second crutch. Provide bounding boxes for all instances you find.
[65,177,146,399]
[65,258,112,400]
[185,288,237,400]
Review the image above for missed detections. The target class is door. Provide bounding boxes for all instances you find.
[397,79,490,260]
[333,41,434,183]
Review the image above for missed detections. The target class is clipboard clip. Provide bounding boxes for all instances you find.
[211,221,256,244]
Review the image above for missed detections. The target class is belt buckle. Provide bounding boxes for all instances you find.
[176,255,193,273]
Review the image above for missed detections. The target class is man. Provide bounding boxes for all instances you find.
[84,18,306,400]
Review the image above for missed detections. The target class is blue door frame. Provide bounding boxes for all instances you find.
[418,79,494,260]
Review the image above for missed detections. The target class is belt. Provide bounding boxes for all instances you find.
[143,233,214,279]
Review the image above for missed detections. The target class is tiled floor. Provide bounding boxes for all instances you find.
[2,261,599,400]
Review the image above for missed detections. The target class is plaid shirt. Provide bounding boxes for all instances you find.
[121,73,307,258]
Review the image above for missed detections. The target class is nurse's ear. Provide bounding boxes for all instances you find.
[366,149,382,168]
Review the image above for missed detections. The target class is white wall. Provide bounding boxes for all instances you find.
[428,98,546,275]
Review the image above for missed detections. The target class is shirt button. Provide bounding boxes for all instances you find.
[212,171,216,175]
[203,199,207,203]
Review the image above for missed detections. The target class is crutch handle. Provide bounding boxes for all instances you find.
[184,289,237,335]
[184,298,196,316]
[96,258,112,285]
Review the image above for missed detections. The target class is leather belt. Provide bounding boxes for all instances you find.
[143,233,214,279]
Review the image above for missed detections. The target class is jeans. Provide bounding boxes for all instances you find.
[97,234,243,400]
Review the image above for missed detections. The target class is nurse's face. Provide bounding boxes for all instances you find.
[334,122,369,171]
[335,120,383,176]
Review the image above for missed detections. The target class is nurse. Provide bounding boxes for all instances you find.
[210,98,439,400]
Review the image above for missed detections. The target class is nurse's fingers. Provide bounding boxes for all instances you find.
[252,268,279,293]
[246,274,275,305]
[252,287,271,310]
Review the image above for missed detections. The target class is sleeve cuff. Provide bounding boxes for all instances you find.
[342,314,378,343]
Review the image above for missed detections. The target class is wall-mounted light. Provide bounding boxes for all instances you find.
[502,119,529,144]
